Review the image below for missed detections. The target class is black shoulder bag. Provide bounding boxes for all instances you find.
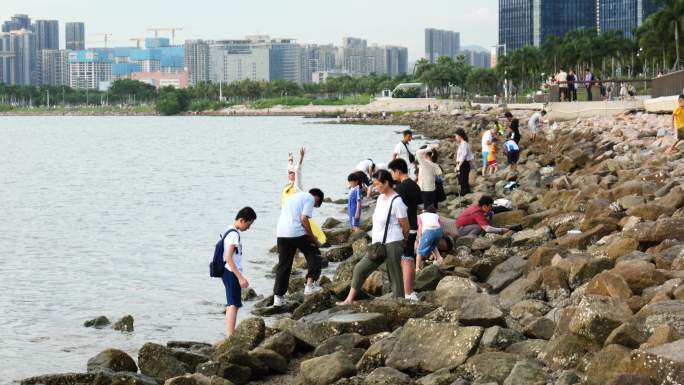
[403,142,416,164]
[368,196,399,262]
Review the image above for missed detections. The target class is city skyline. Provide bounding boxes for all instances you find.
[1,0,498,61]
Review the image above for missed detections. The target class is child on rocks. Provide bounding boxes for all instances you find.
[347,172,363,231]
[504,138,520,172]
[487,138,499,175]
[415,205,444,272]
[669,95,684,153]
[221,207,256,337]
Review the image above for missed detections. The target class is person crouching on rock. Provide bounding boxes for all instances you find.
[222,207,257,337]
[273,188,325,307]
[337,170,409,305]
[415,205,447,272]
[455,196,512,237]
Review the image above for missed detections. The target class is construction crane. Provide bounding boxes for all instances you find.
[90,33,113,48]
[130,38,146,49]
[146,27,183,45]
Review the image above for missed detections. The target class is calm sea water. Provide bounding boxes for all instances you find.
[0,116,409,382]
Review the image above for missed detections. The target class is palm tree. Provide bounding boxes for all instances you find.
[653,0,684,70]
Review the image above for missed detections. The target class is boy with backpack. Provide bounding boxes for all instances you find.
[211,207,257,337]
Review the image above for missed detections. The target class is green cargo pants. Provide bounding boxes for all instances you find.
[351,240,405,298]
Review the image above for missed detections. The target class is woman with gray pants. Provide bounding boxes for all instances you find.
[338,170,409,305]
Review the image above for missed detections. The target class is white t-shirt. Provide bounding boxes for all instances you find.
[277,192,315,238]
[223,227,243,273]
[355,159,374,177]
[393,141,412,164]
[418,212,441,230]
[372,193,408,244]
[481,130,493,154]
[528,112,541,131]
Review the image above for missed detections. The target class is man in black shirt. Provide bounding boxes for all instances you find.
[388,158,422,301]
[505,111,521,144]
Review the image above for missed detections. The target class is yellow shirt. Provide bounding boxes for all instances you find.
[674,105,684,129]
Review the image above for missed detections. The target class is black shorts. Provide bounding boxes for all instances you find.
[403,232,417,259]
[222,270,242,308]
[507,150,519,165]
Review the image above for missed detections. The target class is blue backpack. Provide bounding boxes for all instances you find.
[209,229,239,278]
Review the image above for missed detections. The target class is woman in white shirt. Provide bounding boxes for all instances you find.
[455,129,474,195]
[337,170,409,305]
[416,144,443,209]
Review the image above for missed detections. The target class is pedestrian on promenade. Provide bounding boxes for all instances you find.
[415,205,446,271]
[347,172,363,231]
[388,159,422,302]
[668,95,684,153]
[337,170,409,305]
[556,67,568,102]
[481,123,496,176]
[527,110,546,142]
[454,129,473,196]
[585,68,595,101]
[273,189,325,306]
[220,207,257,336]
[567,68,577,101]
[281,147,305,208]
[416,144,442,210]
[455,196,512,237]
[505,111,521,144]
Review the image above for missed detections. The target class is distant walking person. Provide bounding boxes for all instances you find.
[527,110,546,142]
[337,170,409,305]
[416,144,442,209]
[585,68,594,101]
[669,95,684,153]
[388,159,422,302]
[392,129,415,176]
[556,67,568,102]
[220,207,257,337]
[274,189,325,306]
[567,69,577,101]
[454,129,473,195]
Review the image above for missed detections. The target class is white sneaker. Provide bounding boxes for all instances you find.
[273,295,285,307]
[405,292,419,302]
[304,283,323,295]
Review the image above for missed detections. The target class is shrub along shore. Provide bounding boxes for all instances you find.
[20,109,684,385]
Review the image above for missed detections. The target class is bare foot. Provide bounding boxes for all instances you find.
[336,300,353,306]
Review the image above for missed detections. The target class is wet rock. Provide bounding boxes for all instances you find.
[314,333,369,357]
[258,331,296,361]
[568,295,632,344]
[110,372,160,385]
[196,361,250,385]
[611,260,667,295]
[272,318,324,351]
[164,373,234,385]
[214,317,265,356]
[299,351,357,385]
[364,367,411,385]
[323,228,351,245]
[503,359,546,385]
[249,348,287,374]
[356,336,396,372]
[415,264,443,292]
[584,344,631,385]
[351,298,437,329]
[87,348,138,373]
[113,315,134,332]
[325,245,353,262]
[462,352,518,384]
[361,270,384,296]
[479,326,525,351]
[385,319,483,372]
[138,342,189,383]
[586,271,633,300]
[20,373,108,385]
[618,339,684,384]
[292,291,334,320]
[84,316,110,328]
[172,350,211,372]
[322,218,342,229]
[240,288,258,302]
[215,346,267,380]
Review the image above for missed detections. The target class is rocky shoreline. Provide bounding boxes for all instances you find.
[20,109,684,385]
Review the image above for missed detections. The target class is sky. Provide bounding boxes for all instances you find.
[3,0,498,61]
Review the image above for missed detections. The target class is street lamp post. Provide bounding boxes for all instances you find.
[492,44,508,102]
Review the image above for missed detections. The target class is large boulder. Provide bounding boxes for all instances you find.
[292,291,334,320]
[462,352,518,384]
[249,348,288,374]
[351,298,437,329]
[511,227,551,247]
[486,255,527,293]
[634,300,684,335]
[538,334,595,370]
[259,331,296,361]
[325,245,353,262]
[451,293,505,327]
[585,271,633,300]
[20,373,109,385]
[313,333,369,357]
[480,326,525,351]
[113,315,134,332]
[584,344,632,385]
[195,361,250,385]
[323,228,351,245]
[214,318,265,357]
[84,316,110,328]
[385,319,483,373]
[87,348,138,373]
[611,260,667,295]
[434,276,480,309]
[414,264,443,292]
[299,351,357,385]
[568,295,632,344]
[502,359,547,385]
[356,336,397,372]
[111,372,160,385]
[138,343,189,383]
[618,339,684,385]
[623,217,684,242]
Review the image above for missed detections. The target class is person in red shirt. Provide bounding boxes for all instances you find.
[456,196,512,236]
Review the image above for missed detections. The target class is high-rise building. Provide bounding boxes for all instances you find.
[33,20,59,50]
[268,38,303,84]
[534,0,596,46]
[2,14,31,33]
[0,29,38,85]
[425,28,460,63]
[462,49,492,69]
[0,33,12,84]
[68,50,112,89]
[209,41,270,83]
[598,0,656,38]
[338,37,408,76]
[184,39,211,85]
[498,0,534,51]
[39,49,69,86]
[65,22,85,50]
[385,46,409,77]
